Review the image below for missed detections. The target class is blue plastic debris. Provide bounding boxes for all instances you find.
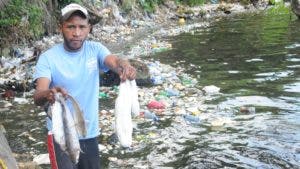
[140,110,159,121]
[183,114,200,124]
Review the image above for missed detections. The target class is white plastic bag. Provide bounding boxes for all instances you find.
[130,80,140,117]
[115,80,132,147]
[114,80,140,147]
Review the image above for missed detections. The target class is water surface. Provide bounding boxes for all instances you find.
[149,12,300,168]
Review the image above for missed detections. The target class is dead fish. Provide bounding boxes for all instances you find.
[67,94,87,137]
[48,93,86,164]
[50,95,66,151]
[58,95,81,163]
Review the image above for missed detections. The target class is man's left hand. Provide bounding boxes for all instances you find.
[118,59,136,81]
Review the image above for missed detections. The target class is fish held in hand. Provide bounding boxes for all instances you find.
[50,96,66,151]
[67,94,87,137]
[48,93,87,164]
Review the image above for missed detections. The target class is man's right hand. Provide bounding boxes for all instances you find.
[33,77,68,106]
[46,87,68,104]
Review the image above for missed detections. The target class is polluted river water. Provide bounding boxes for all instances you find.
[149,12,300,168]
[1,11,300,169]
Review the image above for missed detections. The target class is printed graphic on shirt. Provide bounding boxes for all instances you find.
[86,57,97,74]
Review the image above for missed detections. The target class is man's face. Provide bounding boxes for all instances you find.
[61,15,91,51]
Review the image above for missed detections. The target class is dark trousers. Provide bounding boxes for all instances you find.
[48,133,100,169]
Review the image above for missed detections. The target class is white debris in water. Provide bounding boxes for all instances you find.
[202,85,220,95]
[37,111,47,116]
[228,70,239,74]
[287,58,300,62]
[246,58,264,62]
[13,97,29,104]
[33,153,50,165]
[210,117,235,126]
[3,101,13,107]
[285,43,300,49]
[98,144,107,151]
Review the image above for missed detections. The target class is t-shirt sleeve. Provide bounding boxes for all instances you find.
[33,54,52,82]
[96,42,111,72]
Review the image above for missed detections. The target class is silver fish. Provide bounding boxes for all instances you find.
[48,93,86,164]
[51,96,66,151]
[67,94,87,137]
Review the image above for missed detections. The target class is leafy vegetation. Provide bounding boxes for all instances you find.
[266,0,290,15]
[0,0,80,49]
[0,0,44,47]
[138,0,163,13]
[0,0,282,51]
[177,0,207,6]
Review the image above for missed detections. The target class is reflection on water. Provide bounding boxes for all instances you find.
[152,12,300,168]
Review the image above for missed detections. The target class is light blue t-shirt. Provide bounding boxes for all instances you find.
[33,40,111,139]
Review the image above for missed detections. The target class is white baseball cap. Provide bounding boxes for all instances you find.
[61,3,88,21]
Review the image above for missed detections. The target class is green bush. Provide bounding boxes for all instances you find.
[0,0,44,47]
[138,0,164,13]
[176,0,206,6]
[0,0,83,48]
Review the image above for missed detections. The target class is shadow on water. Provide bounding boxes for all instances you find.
[1,12,300,168]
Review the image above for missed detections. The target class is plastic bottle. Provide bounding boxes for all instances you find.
[140,110,159,121]
[166,88,179,97]
[151,76,164,85]
[156,91,168,100]
[183,114,200,124]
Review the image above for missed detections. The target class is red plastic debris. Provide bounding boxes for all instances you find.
[147,100,165,109]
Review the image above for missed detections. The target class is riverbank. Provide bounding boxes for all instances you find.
[0,2,273,168]
[0,2,264,92]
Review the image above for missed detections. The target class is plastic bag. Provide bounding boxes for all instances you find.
[130,80,140,117]
[115,80,140,147]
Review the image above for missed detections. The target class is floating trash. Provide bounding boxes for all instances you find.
[178,18,185,25]
[13,97,29,104]
[33,154,50,165]
[147,100,165,109]
[245,58,263,62]
[165,88,179,97]
[140,110,159,121]
[202,85,220,95]
[182,114,201,124]
[239,106,256,114]
[99,92,108,99]
[285,43,300,49]
[151,75,164,85]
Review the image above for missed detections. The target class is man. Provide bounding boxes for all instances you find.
[33,3,136,169]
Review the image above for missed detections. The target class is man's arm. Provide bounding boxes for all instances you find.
[33,77,67,106]
[104,54,136,81]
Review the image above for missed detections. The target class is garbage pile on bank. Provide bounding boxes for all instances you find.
[97,59,223,154]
